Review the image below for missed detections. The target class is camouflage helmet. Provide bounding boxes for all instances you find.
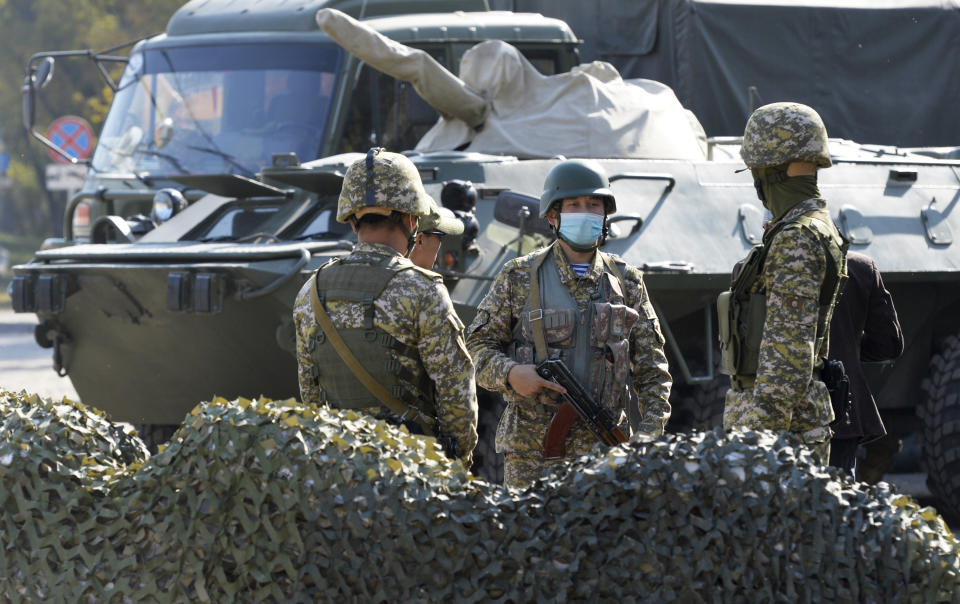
[740,102,832,169]
[539,159,616,217]
[420,195,464,236]
[337,148,432,223]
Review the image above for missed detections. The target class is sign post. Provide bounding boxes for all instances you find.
[43,116,95,237]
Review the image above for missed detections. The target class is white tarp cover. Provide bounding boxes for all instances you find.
[415,40,707,160]
[315,8,488,127]
[316,8,705,160]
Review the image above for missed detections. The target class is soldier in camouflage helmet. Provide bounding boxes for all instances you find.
[293,148,478,464]
[467,159,672,489]
[721,103,848,463]
[409,194,464,270]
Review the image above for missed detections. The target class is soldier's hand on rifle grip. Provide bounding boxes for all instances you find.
[507,364,567,397]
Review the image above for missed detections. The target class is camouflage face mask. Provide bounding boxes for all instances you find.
[750,166,819,220]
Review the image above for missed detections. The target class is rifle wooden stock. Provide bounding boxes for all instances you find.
[537,359,628,460]
[543,402,580,460]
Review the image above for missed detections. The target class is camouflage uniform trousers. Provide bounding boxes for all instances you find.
[467,243,672,489]
[724,199,839,464]
[293,241,479,464]
[504,453,567,490]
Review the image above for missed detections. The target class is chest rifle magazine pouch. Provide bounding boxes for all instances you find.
[719,244,768,377]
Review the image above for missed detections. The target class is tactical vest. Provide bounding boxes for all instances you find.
[718,207,848,386]
[307,254,435,416]
[510,245,639,409]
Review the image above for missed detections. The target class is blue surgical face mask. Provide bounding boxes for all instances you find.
[558,212,604,247]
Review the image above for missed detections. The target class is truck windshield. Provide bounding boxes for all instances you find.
[92,42,343,177]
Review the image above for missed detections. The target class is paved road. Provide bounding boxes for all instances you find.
[0,306,80,401]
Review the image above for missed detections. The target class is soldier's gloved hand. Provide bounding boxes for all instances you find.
[507,364,566,398]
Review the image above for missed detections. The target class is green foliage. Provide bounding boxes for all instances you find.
[0,231,43,265]
[0,0,184,238]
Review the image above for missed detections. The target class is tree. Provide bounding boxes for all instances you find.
[0,0,184,237]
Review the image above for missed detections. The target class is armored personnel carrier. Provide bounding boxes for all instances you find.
[12,0,960,520]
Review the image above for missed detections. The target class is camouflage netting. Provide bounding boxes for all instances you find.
[2,388,959,602]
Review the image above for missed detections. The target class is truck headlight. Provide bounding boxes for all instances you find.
[151,188,187,224]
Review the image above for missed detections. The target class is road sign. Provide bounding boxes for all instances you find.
[45,163,86,192]
[46,115,95,164]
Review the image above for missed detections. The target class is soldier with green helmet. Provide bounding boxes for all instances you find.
[293,148,478,464]
[466,159,672,489]
[719,102,848,463]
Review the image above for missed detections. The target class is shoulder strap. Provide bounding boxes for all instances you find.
[599,251,628,297]
[527,244,555,363]
[307,273,436,435]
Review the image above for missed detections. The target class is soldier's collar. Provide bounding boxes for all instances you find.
[552,243,601,283]
[355,241,403,258]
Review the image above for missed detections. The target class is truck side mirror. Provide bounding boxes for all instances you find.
[21,74,35,130]
[35,57,55,88]
[21,57,55,130]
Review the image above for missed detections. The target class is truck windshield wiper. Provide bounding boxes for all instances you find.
[100,139,190,175]
[135,148,190,174]
[186,145,255,177]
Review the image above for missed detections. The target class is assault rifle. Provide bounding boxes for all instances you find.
[536,359,628,460]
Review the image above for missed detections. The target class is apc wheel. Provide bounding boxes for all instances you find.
[472,389,506,484]
[134,423,179,455]
[920,332,960,521]
[666,375,728,434]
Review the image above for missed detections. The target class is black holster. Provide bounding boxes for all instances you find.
[819,358,851,429]
[435,433,460,460]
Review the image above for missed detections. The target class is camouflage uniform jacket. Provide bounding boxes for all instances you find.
[293,241,478,462]
[467,243,672,457]
[723,198,840,446]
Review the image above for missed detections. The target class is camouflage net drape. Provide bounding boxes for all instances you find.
[1,388,958,602]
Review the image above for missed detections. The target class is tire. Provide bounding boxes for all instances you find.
[666,374,729,434]
[133,423,179,455]
[471,389,506,484]
[919,332,960,521]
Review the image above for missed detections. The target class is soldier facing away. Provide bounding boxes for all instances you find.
[293,148,478,465]
[720,102,848,463]
[828,251,903,479]
[466,159,672,489]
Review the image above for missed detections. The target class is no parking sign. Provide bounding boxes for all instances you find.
[46,115,95,164]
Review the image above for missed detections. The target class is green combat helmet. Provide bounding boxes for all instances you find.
[740,102,832,169]
[420,196,464,236]
[337,148,432,223]
[539,159,617,217]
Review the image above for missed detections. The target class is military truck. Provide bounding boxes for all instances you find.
[12,0,580,477]
[12,0,960,520]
